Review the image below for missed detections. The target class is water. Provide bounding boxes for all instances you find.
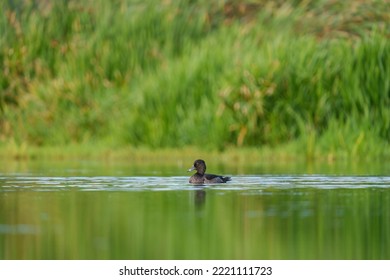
[1,160,389,259]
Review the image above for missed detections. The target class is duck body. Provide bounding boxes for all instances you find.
[188,159,231,184]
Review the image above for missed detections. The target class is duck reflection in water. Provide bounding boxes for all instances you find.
[194,189,206,207]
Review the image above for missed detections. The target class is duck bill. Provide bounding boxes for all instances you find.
[188,166,195,172]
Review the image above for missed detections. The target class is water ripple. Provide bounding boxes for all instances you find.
[0,175,389,192]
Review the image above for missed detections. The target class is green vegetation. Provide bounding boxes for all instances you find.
[1,0,389,159]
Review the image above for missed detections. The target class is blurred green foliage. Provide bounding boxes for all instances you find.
[0,0,389,158]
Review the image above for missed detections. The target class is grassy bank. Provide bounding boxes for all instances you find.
[1,0,389,159]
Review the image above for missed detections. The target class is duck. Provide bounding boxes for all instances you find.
[188,159,231,184]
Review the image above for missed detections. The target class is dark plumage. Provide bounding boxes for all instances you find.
[188,159,231,184]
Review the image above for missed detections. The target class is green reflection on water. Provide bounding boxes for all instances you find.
[1,186,389,260]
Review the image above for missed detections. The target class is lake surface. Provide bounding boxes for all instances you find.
[0,159,389,259]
